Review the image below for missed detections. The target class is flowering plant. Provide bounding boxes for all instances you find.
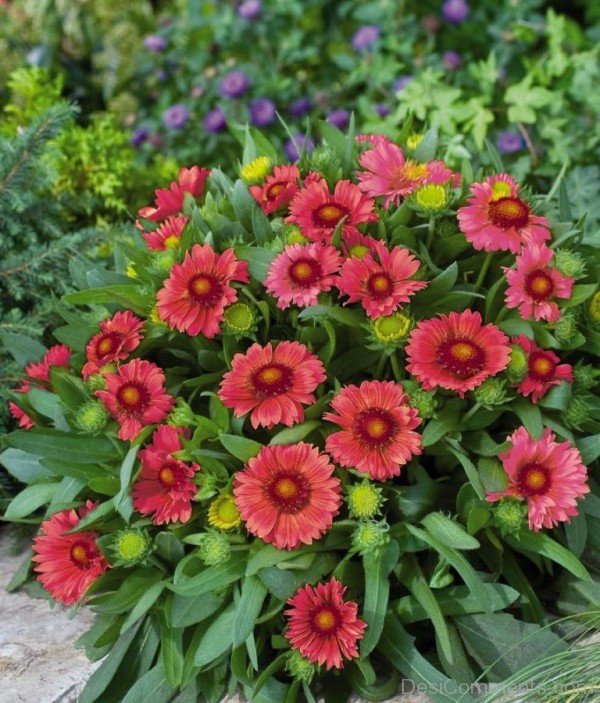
[2,123,600,702]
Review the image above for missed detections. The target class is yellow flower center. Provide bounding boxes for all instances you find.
[348,244,369,258]
[450,342,477,362]
[120,386,140,406]
[274,478,299,499]
[164,235,180,249]
[490,181,513,201]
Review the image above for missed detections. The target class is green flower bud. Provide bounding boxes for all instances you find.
[86,373,107,392]
[553,249,587,279]
[564,396,589,429]
[506,344,528,382]
[492,498,527,537]
[110,528,152,566]
[197,531,231,566]
[573,364,597,390]
[372,312,413,344]
[74,400,108,432]
[411,184,450,215]
[409,388,437,419]
[223,301,255,337]
[152,249,176,273]
[437,219,458,238]
[285,650,316,685]
[474,378,506,407]
[307,147,341,181]
[553,312,577,344]
[352,520,390,555]
[347,481,384,520]
[589,291,600,322]
[282,224,309,246]
[168,398,196,428]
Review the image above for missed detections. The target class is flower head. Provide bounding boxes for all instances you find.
[74,400,109,432]
[219,341,326,429]
[203,107,227,133]
[138,166,210,221]
[163,104,189,130]
[442,0,469,23]
[249,164,300,214]
[234,443,341,550]
[513,335,573,403]
[142,215,188,251]
[32,501,109,605]
[285,578,366,670]
[284,134,315,162]
[144,35,167,52]
[504,244,574,323]
[82,310,144,379]
[457,174,550,253]
[496,131,525,154]
[109,528,152,566]
[337,242,427,319]
[249,98,276,127]
[346,480,384,519]
[208,494,241,530]
[486,427,589,531]
[198,531,231,565]
[26,344,71,384]
[327,109,350,130]
[96,359,174,441]
[352,25,380,52]
[219,70,250,98]
[237,0,261,19]
[405,310,510,397]
[324,380,422,480]
[157,244,249,337]
[288,97,312,118]
[241,156,271,183]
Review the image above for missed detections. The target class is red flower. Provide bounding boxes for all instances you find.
[285,578,366,669]
[26,344,71,383]
[82,310,144,379]
[8,401,34,429]
[249,164,300,214]
[513,335,573,403]
[96,359,174,441]
[138,166,210,221]
[32,501,109,605]
[142,215,189,251]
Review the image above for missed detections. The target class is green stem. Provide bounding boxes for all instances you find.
[462,402,481,424]
[390,351,403,382]
[495,305,509,324]
[425,216,435,250]
[474,252,494,292]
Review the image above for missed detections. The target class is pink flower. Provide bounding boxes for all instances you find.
[96,359,174,441]
[286,178,377,244]
[285,578,366,670]
[513,335,573,404]
[219,341,326,429]
[356,133,394,148]
[233,443,341,550]
[138,165,210,221]
[26,344,71,383]
[405,310,511,397]
[324,380,422,480]
[82,310,144,379]
[8,402,34,429]
[157,244,249,337]
[486,427,589,531]
[132,425,200,524]
[142,215,189,251]
[504,244,574,323]
[457,174,551,253]
[341,230,381,258]
[336,241,427,319]
[356,140,457,208]
[249,164,300,214]
[265,243,342,309]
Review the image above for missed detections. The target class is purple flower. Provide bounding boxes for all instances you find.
[352,25,380,52]
[203,107,227,133]
[327,109,350,130]
[249,98,276,127]
[163,104,189,130]
[130,127,149,148]
[375,104,390,117]
[442,0,469,24]
[237,0,261,19]
[289,97,312,118]
[443,50,461,71]
[144,35,167,52]
[284,134,315,162]
[496,130,525,154]
[393,75,412,93]
[219,70,250,98]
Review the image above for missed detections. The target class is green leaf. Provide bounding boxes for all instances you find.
[0,332,46,365]
[297,304,364,327]
[512,398,543,439]
[269,421,320,445]
[171,553,246,596]
[505,532,591,582]
[219,434,263,462]
[0,448,52,483]
[120,581,165,634]
[445,441,485,500]
[7,429,121,464]
[63,285,149,315]
[193,605,236,667]
[170,592,224,628]
[421,512,480,550]
[413,126,438,162]
[565,514,587,557]
[160,621,184,688]
[576,434,600,464]
[49,368,90,410]
[562,283,597,308]
[232,574,268,648]
[4,482,58,520]
[114,447,138,514]
[234,246,276,282]
[121,663,177,703]
[251,205,272,245]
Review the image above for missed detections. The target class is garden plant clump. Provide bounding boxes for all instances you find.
[2,120,599,702]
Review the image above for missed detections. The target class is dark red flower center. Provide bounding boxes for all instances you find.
[524,270,554,301]
[366,272,393,300]
[266,471,310,513]
[488,196,530,229]
[187,273,223,306]
[313,202,348,228]
[527,351,556,381]
[354,407,397,447]
[70,541,95,570]
[96,332,124,358]
[518,462,551,496]
[267,182,287,200]
[158,459,186,491]
[116,382,150,415]
[251,363,294,396]
[288,258,322,287]
[437,338,485,379]
[311,605,340,634]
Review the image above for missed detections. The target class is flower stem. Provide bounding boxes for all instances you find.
[425,216,435,250]
[462,402,481,424]
[390,351,403,382]
[474,252,494,292]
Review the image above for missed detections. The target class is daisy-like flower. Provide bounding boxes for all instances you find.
[8,401,34,429]
[341,230,381,259]
[138,165,210,221]
[356,140,457,208]
[32,500,109,606]
[132,425,200,525]
[142,215,189,251]
[405,310,511,398]
[285,577,366,670]
[504,244,574,323]
[486,427,589,531]
[156,244,249,338]
[265,243,342,309]
[26,344,71,383]
[286,178,377,245]
[324,380,422,480]
[234,443,341,550]
[82,310,144,379]
[249,164,300,214]
[219,341,326,429]
[208,494,242,530]
[96,359,174,441]
[513,335,573,404]
[336,242,427,319]
[457,174,551,253]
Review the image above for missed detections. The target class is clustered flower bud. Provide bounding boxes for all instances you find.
[74,400,109,432]
[285,650,316,684]
[553,249,587,279]
[197,530,231,566]
[474,377,506,407]
[506,344,528,382]
[110,528,152,566]
[564,396,589,429]
[241,156,271,183]
[168,398,196,427]
[346,480,384,520]
[409,387,437,418]
[492,498,527,536]
[351,520,390,554]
